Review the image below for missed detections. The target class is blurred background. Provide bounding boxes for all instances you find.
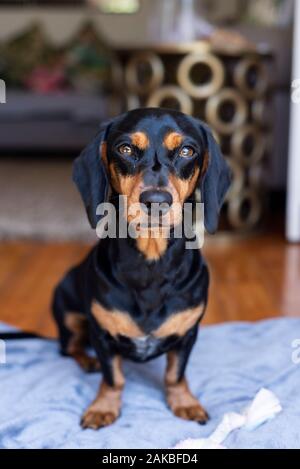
[0,0,299,336]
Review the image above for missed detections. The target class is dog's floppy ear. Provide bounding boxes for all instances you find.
[73,120,112,228]
[198,122,232,234]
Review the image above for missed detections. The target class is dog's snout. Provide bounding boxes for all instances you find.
[139,190,173,215]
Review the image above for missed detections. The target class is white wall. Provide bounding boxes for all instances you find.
[0,2,157,46]
[286,0,300,241]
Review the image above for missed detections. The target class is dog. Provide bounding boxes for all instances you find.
[52,108,231,430]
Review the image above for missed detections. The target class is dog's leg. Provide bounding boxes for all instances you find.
[52,281,101,373]
[64,312,101,373]
[165,327,209,424]
[81,355,124,429]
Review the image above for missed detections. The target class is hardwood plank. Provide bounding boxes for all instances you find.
[0,242,90,337]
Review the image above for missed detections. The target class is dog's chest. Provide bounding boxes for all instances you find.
[119,334,167,361]
[91,298,204,361]
[92,242,207,360]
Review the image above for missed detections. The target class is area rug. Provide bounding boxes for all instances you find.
[0,318,299,449]
[0,158,94,241]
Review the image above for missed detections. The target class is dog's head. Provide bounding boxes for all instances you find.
[73,108,231,234]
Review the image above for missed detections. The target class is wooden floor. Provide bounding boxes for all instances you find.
[0,230,300,338]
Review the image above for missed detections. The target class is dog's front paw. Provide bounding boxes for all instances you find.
[167,380,209,425]
[80,408,118,429]
[173,403,209,425]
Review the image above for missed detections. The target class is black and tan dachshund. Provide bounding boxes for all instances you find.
[52,108,231,429]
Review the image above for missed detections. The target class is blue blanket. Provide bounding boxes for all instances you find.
[0,318,300,449]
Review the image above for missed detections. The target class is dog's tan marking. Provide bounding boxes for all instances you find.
[109,165,145,223]
[153,304,205,338]
[91,301,144,338]
[136,235,168,261]
[201,151,209,177]
[81,356,125,429]
[109,164,142,202]
[165,351,209,423]
[64,312,101,372]
[169,167,200,205]
[100,141,108,168]
[130,131,149,150]
[163,131,184,151]
[165,350,179,386]
[65,312,87,336]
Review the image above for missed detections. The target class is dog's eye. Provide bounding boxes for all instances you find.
[118,144,133,156]
[179,146,195,158]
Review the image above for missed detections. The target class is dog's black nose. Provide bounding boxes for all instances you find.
[139,190,173,215]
